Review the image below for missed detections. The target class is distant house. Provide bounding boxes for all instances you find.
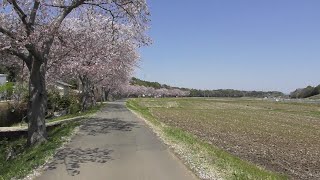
[0,74,7,100]
[55,81,73,96]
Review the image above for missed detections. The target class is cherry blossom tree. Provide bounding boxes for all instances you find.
[0,0,150,146]
[47,16,141,110]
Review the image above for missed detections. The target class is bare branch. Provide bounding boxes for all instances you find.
[114,1,135,19]
[82,2,115,15]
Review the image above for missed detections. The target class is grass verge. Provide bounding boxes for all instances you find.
[48,104,105,123]
[0,121,80,180]
[127,99,287,180]
[10,104,104,127]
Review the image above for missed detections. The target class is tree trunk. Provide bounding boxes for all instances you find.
[91,87,96,106]
[80,76,91,111]
[81,89,89,111]
[105,89,111,101]
[27,60,48,146]
[101,87,106,102]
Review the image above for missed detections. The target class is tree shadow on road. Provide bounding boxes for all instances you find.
[43,117,138,176]
[80,117,139,136]
[101,103,128,112]
[46,147,113,176]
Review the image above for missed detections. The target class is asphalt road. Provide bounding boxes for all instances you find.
[36,100,197,180]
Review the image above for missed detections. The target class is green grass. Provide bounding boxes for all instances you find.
[48,104,104,123]
[0,121,80,180]
[127,100,161,126]
[10,104,104,127]
[127,99,287,180]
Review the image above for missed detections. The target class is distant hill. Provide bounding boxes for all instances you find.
[130,77,189,91]
[131,78,284,98]
[189,89,284,98]
[131,77,162,89]
[290,85,320,99]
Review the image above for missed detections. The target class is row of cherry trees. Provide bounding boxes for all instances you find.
[119,85,190,98]
[0,0,150,146]
[47,17,143,110]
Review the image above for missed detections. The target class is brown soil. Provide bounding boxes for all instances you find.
[138,98,320,180]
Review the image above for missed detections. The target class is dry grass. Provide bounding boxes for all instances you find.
[133,98,320,179]
[309,94,320,100]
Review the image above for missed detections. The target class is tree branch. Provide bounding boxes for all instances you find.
[25,44,43,62]
[3,47,32,68]
[42,4,71,8]
[8,0,31,34]
[29,0,40,27]
[42,0,85,57]
[114,1,135,19]
[82,2,117,16]
[0,26,16,39]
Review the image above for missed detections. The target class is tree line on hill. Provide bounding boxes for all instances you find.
[290,85,320,99]
[131,77,162,89]
[189,89,284,98]
[131,77,189,91]
[131,78,284,98]
[127,78,189,97]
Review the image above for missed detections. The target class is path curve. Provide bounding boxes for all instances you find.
[36,100,198,180]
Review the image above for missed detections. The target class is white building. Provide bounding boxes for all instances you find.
[0,74,7,85]
[55,81,73,96]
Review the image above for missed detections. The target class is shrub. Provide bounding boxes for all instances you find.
[47,90,81,114]
[69,103,81,114]
[0,82,14,99]
[0,102,27,127]
[58,98,71,110]
[12,83,29,103]
[67,93,81,114]
[47,91,61,111]
[290,85,320,99]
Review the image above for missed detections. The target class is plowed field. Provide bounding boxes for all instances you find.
[134,98,320,179]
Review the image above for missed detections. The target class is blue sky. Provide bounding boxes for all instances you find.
[135,0,320,93]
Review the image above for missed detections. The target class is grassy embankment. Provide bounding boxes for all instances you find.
[0,121,79,180]
[47,104,104,123]
[0,104,104,180]
[127,98,288,180]
[3,103,104,127]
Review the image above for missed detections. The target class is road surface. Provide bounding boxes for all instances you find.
[36,100,197,180]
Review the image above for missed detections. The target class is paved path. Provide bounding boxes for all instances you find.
[36,100,197,180]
